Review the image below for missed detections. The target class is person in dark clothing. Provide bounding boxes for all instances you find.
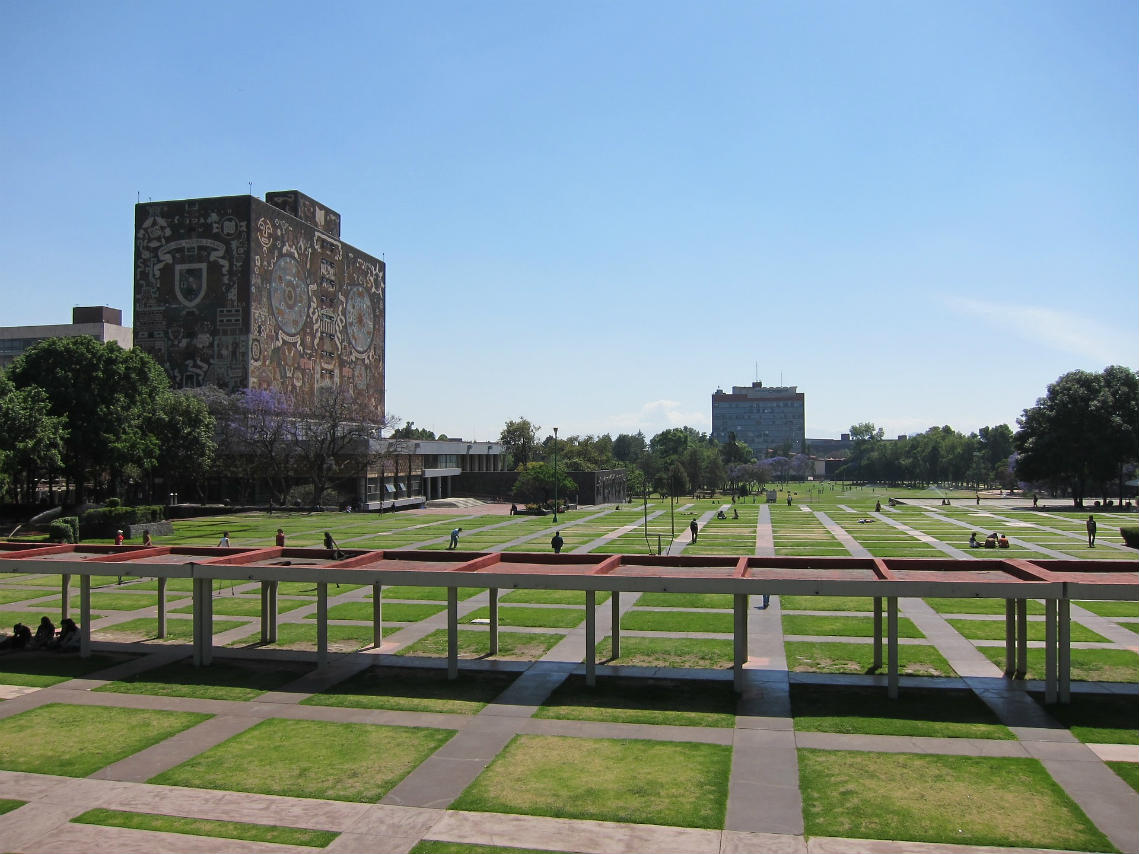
[1087,515,1097,547]
[689,520,699,543]
[324,531,345,560]
[551,531,564,554]
[0,623,32,650]
[32,616,55,649]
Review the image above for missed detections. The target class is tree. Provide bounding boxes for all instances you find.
[0,381,66,503]
[500,417,540,469]
[613,432,646,463]
[1014,366,1139,506]
[232,388,298,504]
[391,421,436,440]
[294,385,392,506]
[7,337,170,500]
[151,390,216,501]
[512,462,575,505]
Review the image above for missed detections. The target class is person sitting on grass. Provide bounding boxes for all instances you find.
[969,532,981,548]
[31,616,55,649]
[997,533,1010,549]
[53,618,80,651]
[984,532,998,549]
[0,623,33,651]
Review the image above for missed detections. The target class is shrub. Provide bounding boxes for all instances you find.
[78,505,165,537]
[104,497,121,508]
[1121,526,1139,549]
[62,515,79,543]
[48,519,74,543]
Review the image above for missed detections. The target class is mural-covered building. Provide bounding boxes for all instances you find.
[133,190,385,418]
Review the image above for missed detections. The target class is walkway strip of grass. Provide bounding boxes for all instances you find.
[0,799,25,815]
[72,808,338,847]
[786,641,956,676]
[978,647,1139,683]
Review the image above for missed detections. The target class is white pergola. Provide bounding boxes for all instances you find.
[1,543,1135,704]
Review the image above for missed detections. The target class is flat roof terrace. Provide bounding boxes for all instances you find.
[0,546,1134,704]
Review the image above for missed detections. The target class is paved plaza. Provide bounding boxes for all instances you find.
[0,498,1136,853]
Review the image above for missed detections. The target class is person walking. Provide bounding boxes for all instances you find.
[551,531,564,554]
[217,531,230,547]
[689,519,698,543]
[275,528,286,547]
[448,527,463,550]
[323,531,344,560]
[1086,515,1097,548]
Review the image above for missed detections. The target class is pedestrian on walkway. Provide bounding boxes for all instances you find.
[689,519,698,543]
[551,531,564,554]
[787,494,792,506]
[1086,515,1097,547]
[324,531,344,560]
[759,593,770,609]
[275,528,286,547]
[448,527,463,549]
[217,531,230,547]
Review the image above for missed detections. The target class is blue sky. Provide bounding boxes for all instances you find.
[2,1,1135,444]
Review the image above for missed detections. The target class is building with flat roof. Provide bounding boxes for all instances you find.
[0,306,132,370]
[712,382,805,455]
[134,190,385,418]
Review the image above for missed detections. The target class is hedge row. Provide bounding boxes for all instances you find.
[79,505,165,537]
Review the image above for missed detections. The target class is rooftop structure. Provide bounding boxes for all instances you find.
[0,306,132,369]
[712,382,805,455]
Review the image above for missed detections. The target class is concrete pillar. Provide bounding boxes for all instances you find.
[1059,598,1071,703]
[1015,598,1028,679]
[268,581,278,642]
[1004,598,1015,676]
[260,581,271,643]
[79,574,91,658]
[488,588,499,656]
[317,582,328,668]
[872,596,883,670]
[610,591,621,659]
[887,595,899,700]
[157,577,167,638]
[61,574,71,622]
[1044,598,1057,704]
[447,587,459,680]
[192,577,207,666]
[372,583,383,649]
[733,593,748,692]
[585,589,597,687]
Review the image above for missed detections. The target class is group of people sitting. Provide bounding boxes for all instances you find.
[0,616,80,652]
[970,531,1010,549]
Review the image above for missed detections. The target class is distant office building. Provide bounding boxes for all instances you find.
[712,382,805,455]
[133,190,385,417]
[807,433,853,457]
[0,306,132,370]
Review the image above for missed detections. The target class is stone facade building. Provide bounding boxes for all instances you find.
[133,190,385,418]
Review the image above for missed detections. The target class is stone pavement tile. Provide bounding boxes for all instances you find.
[0,683,40,699]
[1010,724,1082,744]
[323,831,417,854]
[518,717,733,745]
[90,714,261,782]
[733,728,797,752]
[722,829,807,853]
[724,779,804,835]
[1022,740,1109,762]
[0,802,77,852]
[1089,743,1139,762]
[340,804,443,839]
[730,745,801,784]
[0,769,72,800]
[807,836,1100,854]
[380,755,499,808]
[427,810,722,854]
[1039,757,1139,853]
[486,668,569,711]
[793,731,1027,758]
[19,822,316,854]
[736,714,795,730]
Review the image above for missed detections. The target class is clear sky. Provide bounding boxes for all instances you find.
[2,1,1135,444]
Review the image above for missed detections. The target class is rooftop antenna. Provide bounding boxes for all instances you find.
[754,361,758,382]
[248,181,253,196]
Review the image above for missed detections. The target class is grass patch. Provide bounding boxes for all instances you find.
[398,629,562,661]
[149,718,454,802]
[798,749,1114,851]
[0,798,24,815]
[926,597,1045,615]
[791,684,1013,739]
[173,597,267,617]
[597,635,733,669]
[0,704,209,775]
[315,601,445,622]
[1108,762,1139,792]
[302,666,518,714]
[621,610,733,633]
[979,647,1139,683]
[1077,600,1139,618]
[500,588,610,605]
[0,589,53,605]
[94,617,239,641]
[451,734,730,829]
[72,808,338,848]
[461,606,584,629]
[634,592,733,609]
[226,622,392,652]
[94,659,311,701]
[948,618,1109,642]
[379,586,484,601]
[785,641,956,677]
[535,674,735,727]
[0,652,129,687]
[780,595,876,612]
[783,614,924,639]
[1028,691,1139,744]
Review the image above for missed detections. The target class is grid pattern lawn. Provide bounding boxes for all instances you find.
[783,614,925,639]
[786,641,957,677]
[621,610,733,633]
[302,666,520,714]
[372,586,484,601]
[398,628,563,660]
[927,597,1046,615]
[0,652,132,687]
[0,703,209,776]
[597,635,733,669]
[95,616,247,642]
[461,605,584,629]
[1028,691,1139,745]
[770,504,848,556]
[148,718,455,802]
[94,659,311,701]
[798,749,1113,851]
[312,601,445,622]
[947,618,1109,643]
[978,647,1139,683]
[450,734,731,829]
[780,595,877,612]
[535,674,736,727]
[71,808,339,848]
[500,589,611,605]
[226,621,398,651]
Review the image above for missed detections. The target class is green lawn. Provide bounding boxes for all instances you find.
[226,622,396,651]
[782,614,924,639]
[621,610,734,633]
[535,674,736,727]
[149,718,454,802]
[979,647,1139,683]
[451,734,731,829]
[94,659,311,701]
[1108,762,1139,792]
[785,641,957,677]
[0,704,209,776]
[1029,691,1139,744]
[72,808,339,848]
[798,749,1114,851]
[0,652,130,687]
[0,799,25,815]
[378,586,484,601]
[948,618,1109,642]
[398,628,563,660]
[780,595,876,612]
[926,597,1045,615]
[1076,600,1139,618]
[315,601,445,622]
[302,666,519,714]
[500,588,610,605]
[791,683,1013,739]
[634,592,734,609]
[597,636,733,669]
[460,605,584,629]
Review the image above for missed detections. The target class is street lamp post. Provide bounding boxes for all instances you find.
[552,427,559,523]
